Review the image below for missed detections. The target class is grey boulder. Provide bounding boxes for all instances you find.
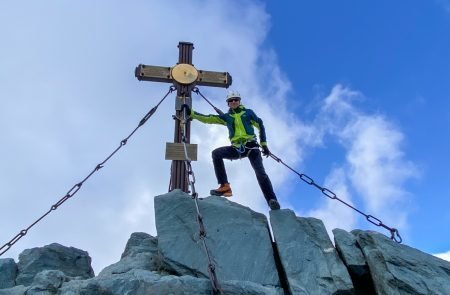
[98,232,165,277]
[270,209,354,295]
[16,243,94,286]
[121,232,158,259]
[353,230,450,295]
[0,258,17,289]
[26,270,68,294]
[0,285,28,295]
[333,228,375,294]
[155,189,280,286]
[61,269,283,295]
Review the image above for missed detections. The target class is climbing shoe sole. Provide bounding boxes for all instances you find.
[210,190,233,197]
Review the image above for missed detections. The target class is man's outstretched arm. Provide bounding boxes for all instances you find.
[191,109,226,125]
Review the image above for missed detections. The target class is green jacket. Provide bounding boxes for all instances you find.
[191,105,268,147]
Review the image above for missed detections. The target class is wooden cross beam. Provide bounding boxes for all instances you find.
[135,41,232,192]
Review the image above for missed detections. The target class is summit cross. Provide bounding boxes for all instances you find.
[135,41,232,192]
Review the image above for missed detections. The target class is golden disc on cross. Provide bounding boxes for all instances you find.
[171,63,199,85]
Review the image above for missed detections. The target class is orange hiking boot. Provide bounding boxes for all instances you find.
[210,183,233,197]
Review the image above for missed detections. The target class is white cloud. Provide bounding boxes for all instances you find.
[434,250,450,262]
[302,85,416,238]
[306,167,357,236]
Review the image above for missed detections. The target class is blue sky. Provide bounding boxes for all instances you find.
[0,1,449,273]
[265,0,450,256]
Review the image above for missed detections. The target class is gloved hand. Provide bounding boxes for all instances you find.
[262,146,271,157]
[181,104,191,116]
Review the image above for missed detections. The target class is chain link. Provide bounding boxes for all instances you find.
[178,97,223,295]
[268,152,402,243]
[0,86,176,257]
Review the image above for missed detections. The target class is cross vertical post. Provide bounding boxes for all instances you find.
[135,41,232,193]
[172,42,194,192]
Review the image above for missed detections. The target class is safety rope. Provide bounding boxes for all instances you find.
[179,100,223,295]
[0,86,176,257]
[192,89,402,243]
[267,152,402,243]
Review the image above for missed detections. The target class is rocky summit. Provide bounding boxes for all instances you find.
[1,189,449,294]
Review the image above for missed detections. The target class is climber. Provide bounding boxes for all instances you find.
[184,90,281,210]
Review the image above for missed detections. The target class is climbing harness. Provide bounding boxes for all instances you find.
[233,141,260,160]
[178,99,224,295]
[0,86,176,257]
[192,89,403,244]
[267,152,402,243]
[235,144,246,154]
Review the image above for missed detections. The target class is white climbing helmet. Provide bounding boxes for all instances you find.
[226,90,241,102]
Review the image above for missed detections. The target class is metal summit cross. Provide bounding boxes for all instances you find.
[135,41,232,192]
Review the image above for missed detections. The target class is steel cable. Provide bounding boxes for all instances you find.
[267,152,402,243]
[179,98,223,295]
[0,86,176,256]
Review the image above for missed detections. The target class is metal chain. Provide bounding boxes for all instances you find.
[191,88,402,243]
[0,86,176,257]
[179,99,223,295]
[267,152,402,243]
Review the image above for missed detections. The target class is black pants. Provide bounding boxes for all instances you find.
[211,141,278,204]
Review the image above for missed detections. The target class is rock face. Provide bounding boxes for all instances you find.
[60,269,282,295]
[98,232,163,277]
[15,243,94,286]
[27,270,68,294]
[0,258,17,289]
[1,190,450,295]
[270,209,354,295]
[352,229,450,295]
[155,190,280,286]
[333,228,375,294]
[333,229,368,276]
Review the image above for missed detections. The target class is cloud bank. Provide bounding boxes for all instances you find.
[301,85,417,238]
